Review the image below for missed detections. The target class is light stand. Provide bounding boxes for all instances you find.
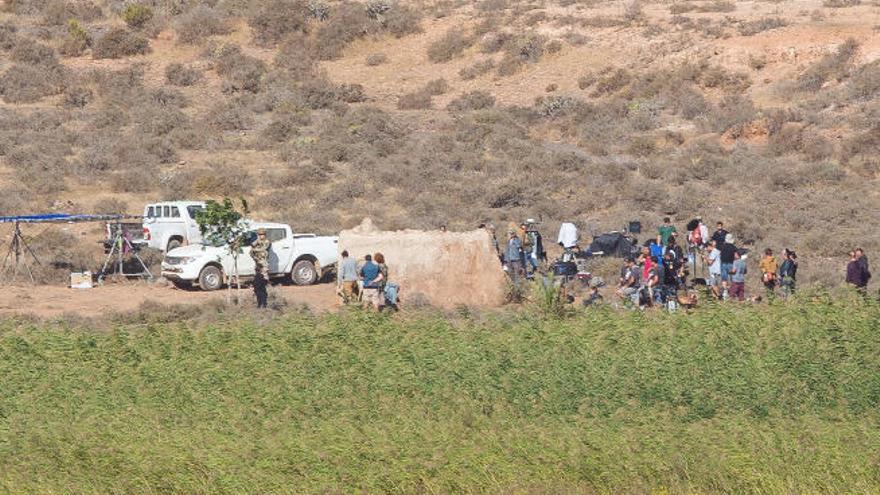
[98,222,153,283]
[0,221,40,283]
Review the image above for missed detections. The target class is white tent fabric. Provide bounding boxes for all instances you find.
[557,222,579,248]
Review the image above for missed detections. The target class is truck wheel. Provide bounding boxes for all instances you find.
[291,260,317,286]
[166,238,182,252]
[198,266,223,291]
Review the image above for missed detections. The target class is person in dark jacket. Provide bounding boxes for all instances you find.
[711,222,729,249]
[847,249,871,295]
[779,249,798,298]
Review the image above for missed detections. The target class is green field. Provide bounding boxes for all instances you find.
[1,298,879,494]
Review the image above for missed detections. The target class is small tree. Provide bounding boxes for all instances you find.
[195,198,250,302]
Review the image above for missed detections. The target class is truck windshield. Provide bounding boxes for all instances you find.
[187,205,204,219]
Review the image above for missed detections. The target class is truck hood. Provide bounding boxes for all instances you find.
[166,244,224,258]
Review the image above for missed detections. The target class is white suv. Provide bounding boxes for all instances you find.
[161,222,339,290]
[142,201,206,252]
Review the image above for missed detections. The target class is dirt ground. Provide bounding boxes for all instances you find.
[0,280,339,319]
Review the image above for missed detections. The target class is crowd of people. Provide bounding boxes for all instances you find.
[492,215,873,310]
[337,250,399,312]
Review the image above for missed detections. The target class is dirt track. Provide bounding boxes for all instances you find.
[0,281,339,319]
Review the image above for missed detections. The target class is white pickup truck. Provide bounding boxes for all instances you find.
[142,201,206,252]
[161,222,338,290]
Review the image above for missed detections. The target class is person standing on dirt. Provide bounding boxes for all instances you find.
[705,239,722,294]
[779,249,798,298]
[249,228,271,309]
[504,229,524,281]
[847,249,870,295]
[519,222,535,277]
[360,254,382,310]
[759,248,778,294]
[658,217,677,246]
[856,248,871,289]
[729,250,747,301]
[253,271,268,308]
[250,228,271,278]
[719,234,737,298]
[338,250,359,303]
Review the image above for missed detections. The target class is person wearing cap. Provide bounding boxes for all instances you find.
[250,228,271,277]
[249,228,272,308]
[719,233,738,298]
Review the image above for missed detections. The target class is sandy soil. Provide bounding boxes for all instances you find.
[0,281,338,319]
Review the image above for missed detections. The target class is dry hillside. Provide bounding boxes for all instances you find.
[1,0,879,287]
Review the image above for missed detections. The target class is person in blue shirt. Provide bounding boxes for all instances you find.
[359,254,382,309]
[649,235,665,266]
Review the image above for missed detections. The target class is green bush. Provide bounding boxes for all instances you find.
[122,3,153,29]
[1,300,879,492]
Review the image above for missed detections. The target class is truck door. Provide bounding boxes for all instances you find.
[184,205,204,245]
[265,227,293,274]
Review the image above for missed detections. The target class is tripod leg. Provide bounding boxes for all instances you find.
[125,237,153,280]
[99,239,118,283]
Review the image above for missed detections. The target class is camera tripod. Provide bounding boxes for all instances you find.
[0,221,40,283]
[98,223,153,283]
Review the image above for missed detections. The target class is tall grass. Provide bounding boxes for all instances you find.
[0,299,879,493]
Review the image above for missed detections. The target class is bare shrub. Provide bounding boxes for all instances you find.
[479,31,512,54]
[823,0,860,6]
[148,87,188,108]
[176,6,231,44]
[173,162,253,197]
[424,78,448,95]
[312,1,371,60]
[397,90,432,110]
[93,28,149,58]
[215,45,265,93]
[593,68,631,96]
[273,33,318,80]
[338,82,366,102]
[698,65,751,92]
[0,22,19,51]
[377,1,422,37]
[366,53,388,66]
[42,0,102,25]
[7,144,69,194]
[165,62,201,86]
[11,38,57,65]
[850,60,880,100]
[671,0,734,13]
[577,72,596,89]
[737,17,787,36]
[63,86,93,107]
[249,0,308,46]
[0,63,66,103]
[497,32,545,76]
[206,99,254,131]
[796,38,858,92]
[447,90,496,111]
[427,29,472,63]
[459,59,494,80]
[705,95,756,133]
